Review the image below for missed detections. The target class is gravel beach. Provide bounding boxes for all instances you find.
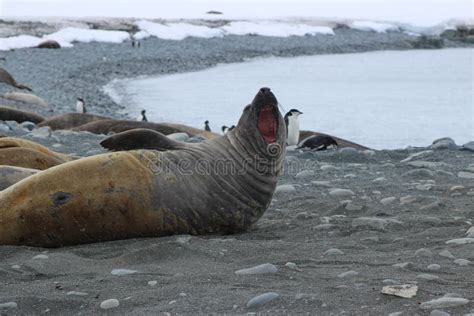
[0,27,473,315]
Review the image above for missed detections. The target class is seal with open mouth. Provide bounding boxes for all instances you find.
[0,88,286,247]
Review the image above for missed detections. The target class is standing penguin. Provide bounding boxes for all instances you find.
[76,97,86,113]
[137,109,148,122]
[284,109,303,146]
[204,120,211,132]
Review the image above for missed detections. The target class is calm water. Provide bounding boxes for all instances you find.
[107,48,473,149]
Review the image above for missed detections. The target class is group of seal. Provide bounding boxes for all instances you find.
[0,88,286,247]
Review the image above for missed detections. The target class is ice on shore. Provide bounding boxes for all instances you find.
[222,21,334,37]
[134,20,224,40]
[349,21,399,33]
[0,27,130,50]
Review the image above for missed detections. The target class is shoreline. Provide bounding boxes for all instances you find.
[1,28,472,121]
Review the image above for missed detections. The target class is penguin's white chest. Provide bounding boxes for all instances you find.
[287,116,300,146]
[76,101,84,113]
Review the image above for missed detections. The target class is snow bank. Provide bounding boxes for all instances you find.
[350,21,399,33]
[0,27,130,50]
[222,21,334,37]
[134,20,223,40]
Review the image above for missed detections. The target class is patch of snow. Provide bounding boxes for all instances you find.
[222,21,334,37]
[134,20,224,40]
[350,20,399,33]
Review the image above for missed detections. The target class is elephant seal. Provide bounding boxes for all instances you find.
[299,130,369,150]
[37,40,61,49]
[0,68,32,91]
[0,137,73,170]
[0,87,286,247]
[38,113,110,130]
[1,92,48,107]
[73,119,218,139]
[0,106,45,124]
[0,166,39,191]
[100,128,187,151]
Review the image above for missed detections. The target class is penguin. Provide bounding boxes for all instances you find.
[221,125,235,135]
[76,97,86,113]
[284,109,303,146]
[204,120,211,132]
[137,109,148,122]
[298,134,338,151]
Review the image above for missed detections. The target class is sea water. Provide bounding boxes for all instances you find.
[107,48,473,149]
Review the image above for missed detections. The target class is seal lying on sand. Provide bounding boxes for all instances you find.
[299,130,369,150]
[0,106,45,124]
[0,137,73,170]
[38,113,110,130]
[0,166,39,191]
[1,92,48,107]
[0,68,32,91]
[100,128,188,151]
[0,87,286,247]
[73,120,218,139]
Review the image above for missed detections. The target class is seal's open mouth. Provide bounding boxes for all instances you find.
[258,105,277,143]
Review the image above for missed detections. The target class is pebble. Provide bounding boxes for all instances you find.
[427,264,441,271]
[400,150,433,162]
[466,227,474,238]
[393,262,413,269]
[320,164,338,171]
[388,312,403,316]
[148,280,158,286]
[295,211,309,220]
[380,197,396,205]
[311,180,331,187]
[32,254,49,260]
[414,248,432,257]
[111,269,137,276]
[361,236,379,242]
[166,132,189,142]
[235,263,278,275]
[430,310,451,316]
[402,168,434,178]
[67,291,88,296]
[0,302,18,309]
[450,185,465,192]
[11,265,20,269]
[400,195,417,205]
[439,250,455,259]
[417,273,439,281]
[352,217,401,230]
[295,170,315,178]
[324,248,344,256]
[381,284,418,298]
[344,173,356,178]
[372,177,386,183]
[21,121,35,131]
[100,299,120,310]
[285,262,301,271]
[275,184,296,193]
[382,279,400,284]
[329,188,355,197]
[337,270,358,278]
[408,161,441,169]
[420,297,469,310]
[453,259,471,266]
[29,126,51,138]
[246,292,279,308]
[458,171,474,179]
[446,238,474,245]
[345,202,363,211]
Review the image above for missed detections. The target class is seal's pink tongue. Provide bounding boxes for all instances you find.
[258,105,277,143]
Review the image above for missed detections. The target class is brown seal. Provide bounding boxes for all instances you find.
[0,106,45,124]
[100,128,187,151]
[37,40,61,49]
[299,130,369,150]
[0,68,32,91]
[73,119,218,139]
[0,87,286,247]
[0,166,39,191]
[38,113,110,130]
[0,137,74,170]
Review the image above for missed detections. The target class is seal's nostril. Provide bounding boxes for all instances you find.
[260,87,270,94]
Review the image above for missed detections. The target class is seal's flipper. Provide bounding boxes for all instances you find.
[100,128,188,152]
[0,165,39,191]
